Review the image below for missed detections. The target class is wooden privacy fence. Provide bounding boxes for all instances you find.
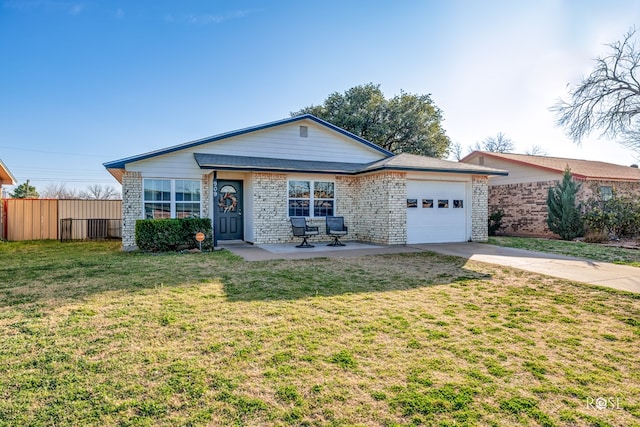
[1,199,122,241]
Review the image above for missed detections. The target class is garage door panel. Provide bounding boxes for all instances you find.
[407,181,467,244]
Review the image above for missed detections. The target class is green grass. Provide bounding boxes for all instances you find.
[488,236,640,267]
[0,240,639,426]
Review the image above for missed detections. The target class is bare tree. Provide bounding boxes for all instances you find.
[471,132,515,153]
[524,145,548,156]
[41,183,80,199]
[552,28,640,153]
[80,184,121,200]
[449,142,464,161]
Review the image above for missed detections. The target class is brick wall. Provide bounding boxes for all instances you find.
[342,172,406,245]
[201,173,211,220]
[250,171,407,245]
[122,171,142,250]
[489,179,640,236]
[251,173,291,244]
[121,170,493,247]
[471,175,489,241]
[579,180,640,201]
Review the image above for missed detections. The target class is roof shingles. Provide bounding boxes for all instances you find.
[194,152,508,176]
[465,151,640,181]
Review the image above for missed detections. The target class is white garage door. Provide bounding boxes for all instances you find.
[406,180,467,244]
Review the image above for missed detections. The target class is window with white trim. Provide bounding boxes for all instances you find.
[288,180,334,217]
[143,179,201,219]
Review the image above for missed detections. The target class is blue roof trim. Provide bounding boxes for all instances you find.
[103,114,393,169]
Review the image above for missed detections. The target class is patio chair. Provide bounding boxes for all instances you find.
[325,216,348,246]
[290,217,319,248]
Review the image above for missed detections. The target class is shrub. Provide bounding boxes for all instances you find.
[583,195,640,239]
[546,167,583,240]
[135,218,213,252]
[488,210,505,236]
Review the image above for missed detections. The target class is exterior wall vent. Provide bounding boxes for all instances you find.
[299,126,308,137]
[479,156,485,166]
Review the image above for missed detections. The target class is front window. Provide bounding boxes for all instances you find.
[143,179,201,219]
[288,180,334,217]
[175,180,201,218]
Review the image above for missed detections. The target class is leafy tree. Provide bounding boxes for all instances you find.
[471,132,515,153]
[9,181,39,198]
[552,28,640,154]
[546,167,584,240]
[292,83,451,157]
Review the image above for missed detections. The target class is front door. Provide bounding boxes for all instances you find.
[216,180,243,240]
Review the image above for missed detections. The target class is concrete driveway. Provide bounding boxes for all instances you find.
[421,242,640,294]
[221,241,640,294]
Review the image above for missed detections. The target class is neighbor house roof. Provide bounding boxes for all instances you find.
[194,152,508,176]
[461,151,640,181]
[0,158,17,186]
[104,114,394,171]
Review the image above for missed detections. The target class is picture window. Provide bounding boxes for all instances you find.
[143,179,201,219]
[288,180,334,217]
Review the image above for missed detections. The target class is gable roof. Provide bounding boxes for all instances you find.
[0,158,17,186]
[104,114,394,171]
[461,151,640,181]
[194,152,508,176]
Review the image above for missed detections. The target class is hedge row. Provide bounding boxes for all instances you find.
[135,218,213,252]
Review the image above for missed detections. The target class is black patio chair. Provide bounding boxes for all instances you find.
[325,216,348,246]
[290,217,319,248]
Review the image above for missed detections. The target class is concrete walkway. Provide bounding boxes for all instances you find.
[220,241,640,294]
[423,242,640,294]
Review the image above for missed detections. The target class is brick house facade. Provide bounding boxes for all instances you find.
[107,116,506,250]
[461,151,640,237]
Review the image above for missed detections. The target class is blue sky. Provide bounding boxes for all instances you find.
[2,0,640,193]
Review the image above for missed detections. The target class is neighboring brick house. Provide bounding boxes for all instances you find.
[460,151,640,237]
[104,115,507,250]
[0,158,17,240]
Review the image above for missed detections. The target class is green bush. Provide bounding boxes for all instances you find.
[583,195,640,239]
[135,218,213,252]
[488,210,505,236]
[546,167,583,240]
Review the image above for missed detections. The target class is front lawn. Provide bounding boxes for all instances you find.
[488,236,640,267]
[0,241,639,426]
